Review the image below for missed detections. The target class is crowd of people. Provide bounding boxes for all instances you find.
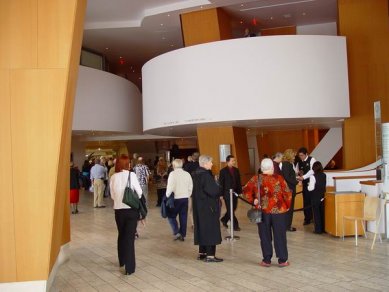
[69,147,327,275]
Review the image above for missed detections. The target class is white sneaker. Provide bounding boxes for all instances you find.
[174,233,182,240]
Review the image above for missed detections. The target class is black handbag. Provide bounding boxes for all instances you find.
[247,175,262,223]
[122,172,140,209]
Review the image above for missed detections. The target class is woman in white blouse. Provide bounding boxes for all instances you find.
[110,155,142,275]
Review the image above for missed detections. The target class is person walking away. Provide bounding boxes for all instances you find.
[90,158,107,208]
[110,154,143,275]
[165,159,193,241]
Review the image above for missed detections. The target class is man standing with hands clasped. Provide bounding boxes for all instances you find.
[296,147,316,226]
[219,155,242,231]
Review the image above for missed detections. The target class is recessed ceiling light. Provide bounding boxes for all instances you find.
[138,77,142,80]
[160,23,164,26]
[162,37,166,40]
[132,70,135,72]
[270,16,274,20]
[167,14,170,17]
[200,6,203,8]
[105,47,109,50]
[240,20,243,24]
[170,44,174,47]
[302,12,306,16]
[119,56,123,58]
[240,4,244,7]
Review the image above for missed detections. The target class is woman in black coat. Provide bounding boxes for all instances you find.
[308,161,326,234]
[192,155,223,262]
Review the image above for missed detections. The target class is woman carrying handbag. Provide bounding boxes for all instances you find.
[110,155,142,275]
[243,158,292,267]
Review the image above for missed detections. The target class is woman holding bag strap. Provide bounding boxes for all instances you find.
[110,154,142,275]
[243,158,292,268]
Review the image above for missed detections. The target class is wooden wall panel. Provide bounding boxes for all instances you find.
[50,0,86,270]
[197,126,235,175]
[0,0,38,69]
[197,126,251,184]
[261,26,296,36]
[10,69,66,280]
[256,130,305,159]
[0,0,86,283]
[38,0,74,68]
[0,70,17,282]
[181,8,220,46]
[216,8,232,41]
[338,0,389,168]
[233,127,251,184]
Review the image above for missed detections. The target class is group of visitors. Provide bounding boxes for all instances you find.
[69,145,327,275]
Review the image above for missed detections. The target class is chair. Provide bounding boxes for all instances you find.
[342,196,382,246]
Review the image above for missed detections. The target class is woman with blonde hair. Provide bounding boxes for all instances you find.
[281,149,299,232]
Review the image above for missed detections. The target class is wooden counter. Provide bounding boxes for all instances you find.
[325,192,365,237]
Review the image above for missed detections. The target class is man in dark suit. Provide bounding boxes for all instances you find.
[219,155,242,231]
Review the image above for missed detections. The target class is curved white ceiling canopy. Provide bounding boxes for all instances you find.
[142,35,350,136]
[85,0,211,30]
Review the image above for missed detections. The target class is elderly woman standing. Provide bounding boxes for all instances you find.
[242,158,292,267]
[192,155,223,262]
[110,155,142,275]
[166,159,193,241]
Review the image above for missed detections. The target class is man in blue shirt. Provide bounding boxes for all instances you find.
[90,158,107,208]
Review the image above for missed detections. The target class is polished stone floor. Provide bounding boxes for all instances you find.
[51,189,389,291]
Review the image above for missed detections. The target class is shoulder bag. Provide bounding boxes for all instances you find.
[122,172,140,209]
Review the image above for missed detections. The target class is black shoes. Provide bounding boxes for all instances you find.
[221,220,228,228]
[197,254,206,260]
[303,220,311,225]
[234,227,241,231]
[204,257,223,263]
[287,227,297,232]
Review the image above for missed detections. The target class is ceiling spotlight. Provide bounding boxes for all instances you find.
[240,20,243,24]
[167,14,170,17]
[270,16,274,20]
[302,12,306,16]
[138,77,142,80]
[160,23,164,26]
[105,47,109,50]
[240,4,244,7]
[200,6,203,8]
[132,70,135,72]
[119,56,123,58]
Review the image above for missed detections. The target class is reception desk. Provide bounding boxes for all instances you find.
[325,192,365,237]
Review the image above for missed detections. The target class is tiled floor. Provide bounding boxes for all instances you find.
[52,189,389,291]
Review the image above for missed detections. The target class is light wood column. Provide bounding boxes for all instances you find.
[338,0,389,169]
[180,8,232,47]
[197,126,251,184]
[0,0,86,283]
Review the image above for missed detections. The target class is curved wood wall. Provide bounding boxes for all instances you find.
[0,0,86,283]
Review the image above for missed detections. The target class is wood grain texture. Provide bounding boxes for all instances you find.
[0,0,86,283]
[181,8,232,47]
[0,0,38,69]
[49,0,86,271]
[0,70,17,282]
[325,192,364,237]
[338,0,389,168]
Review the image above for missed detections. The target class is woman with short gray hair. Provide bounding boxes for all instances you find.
[192,155,223,262]
[166,159,193,241]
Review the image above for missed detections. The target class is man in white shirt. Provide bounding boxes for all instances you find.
[166,159,193,241]
[90,158,108,208]
[296,147,316,225]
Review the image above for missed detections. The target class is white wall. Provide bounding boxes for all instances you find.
[297,22,337,35]
[142,35,349,132]
[73,66,142,133]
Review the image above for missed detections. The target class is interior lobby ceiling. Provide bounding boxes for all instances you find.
[79,0,339,141]
[83,0,337,83]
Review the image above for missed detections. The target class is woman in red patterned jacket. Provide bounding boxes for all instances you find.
[242,158,292,267]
